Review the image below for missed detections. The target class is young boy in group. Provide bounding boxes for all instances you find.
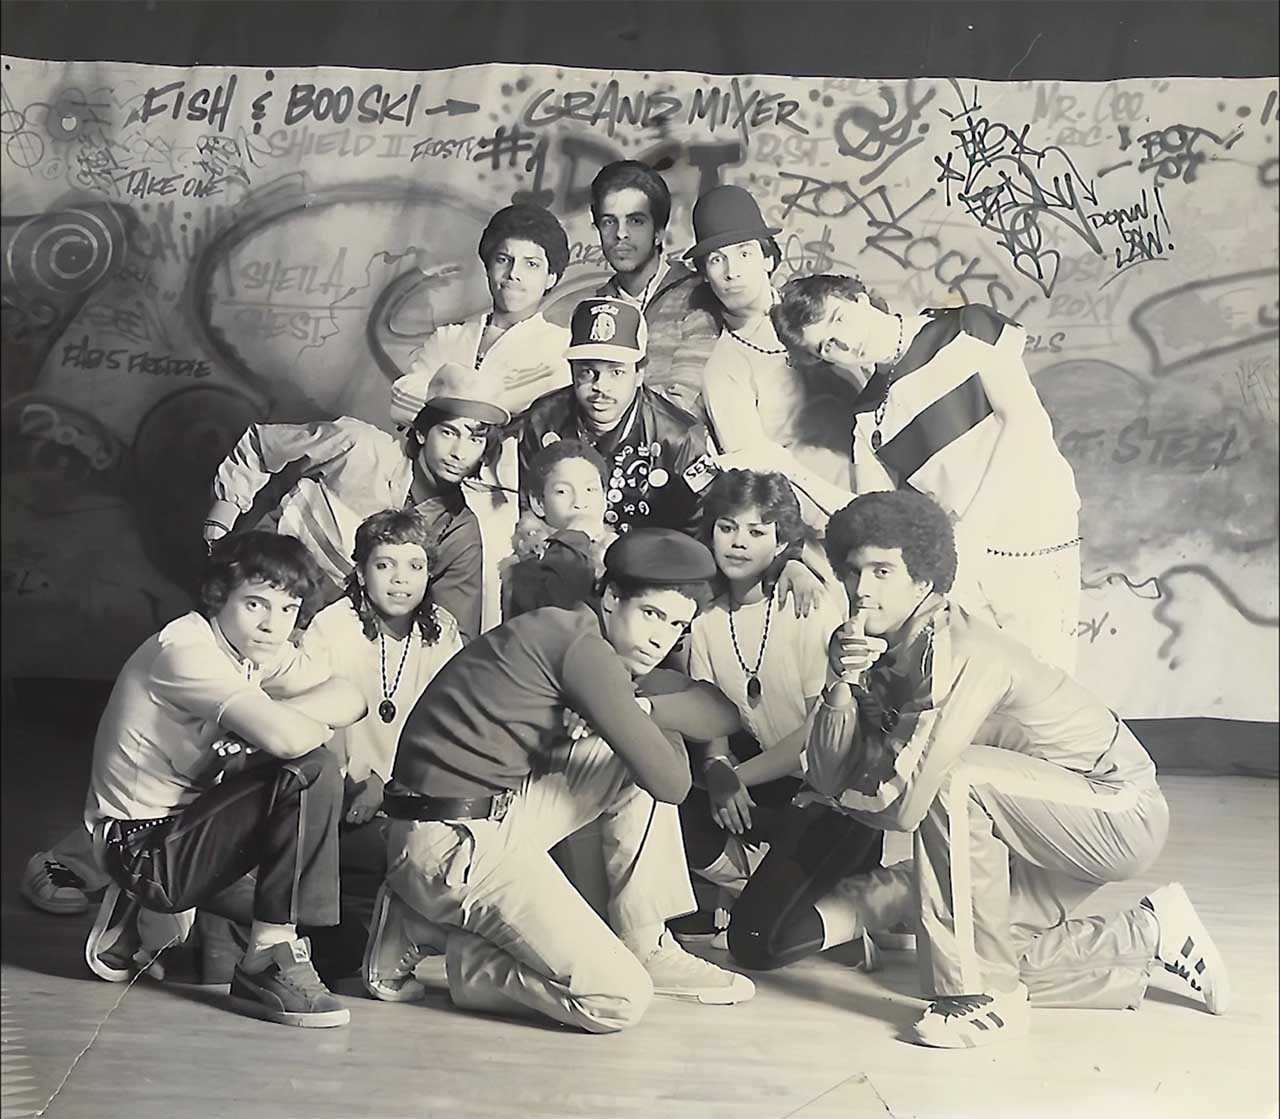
[206,363,509,642]
[393,204,573,630]
[502,438,617,618]
[677,470,883,958]
[363,528,756,1033]
[81,532,367,1028]
[299,508,464,977]
[793,490,1227,1048]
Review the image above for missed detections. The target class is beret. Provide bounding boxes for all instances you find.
[603,528,716,584]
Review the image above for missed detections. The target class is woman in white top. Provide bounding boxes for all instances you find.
[301,508,463,975]
[678,470,882,953]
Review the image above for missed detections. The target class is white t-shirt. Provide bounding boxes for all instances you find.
[700,314,860,526]
[302,600,463,783]
[690,585,847,754]
[85,612,332,825]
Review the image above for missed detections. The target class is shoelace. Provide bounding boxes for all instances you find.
[43,859,86,889]
[278,955,331,995]
[929,994,993,1020]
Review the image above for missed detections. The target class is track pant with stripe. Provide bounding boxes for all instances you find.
[815,738,1168,1009]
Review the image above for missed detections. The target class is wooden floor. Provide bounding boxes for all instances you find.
[2,709,1277,1119]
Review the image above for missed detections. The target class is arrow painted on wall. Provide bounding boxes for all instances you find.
[421,99,480,117]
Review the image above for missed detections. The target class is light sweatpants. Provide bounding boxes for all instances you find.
[384,734,696,1033]
[814,743,1168,1010]
[952,534,1082,675]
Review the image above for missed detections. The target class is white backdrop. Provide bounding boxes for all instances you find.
[1,57,1277,718]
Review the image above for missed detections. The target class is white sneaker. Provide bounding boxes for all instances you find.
[21,851,89,915]
[1142,882,1230,1014]
[912,983,1030,1049]
[363,885,446,1003]
[642,931,755,1005]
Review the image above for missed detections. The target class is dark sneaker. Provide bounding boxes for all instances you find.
[85,884,142,982]
[912,983,1030,1048]
[230,938,350,1028]
[22,851,89,915]
[363,884,445,1003]
[668,909,727,946]
[1143,882,1230,1014]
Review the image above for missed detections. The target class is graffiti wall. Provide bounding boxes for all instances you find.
[1,56,1276,718]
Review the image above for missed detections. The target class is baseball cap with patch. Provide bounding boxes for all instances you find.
[391,361,511,430]
[565,298,647,364]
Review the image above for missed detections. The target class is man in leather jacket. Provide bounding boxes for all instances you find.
[519,298,715,537]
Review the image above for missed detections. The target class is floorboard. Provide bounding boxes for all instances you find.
[2,709,1276,1119]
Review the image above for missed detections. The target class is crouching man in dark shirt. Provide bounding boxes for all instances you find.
[364,528,755,1032]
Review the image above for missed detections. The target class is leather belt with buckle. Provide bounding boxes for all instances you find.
[382,789,515,823]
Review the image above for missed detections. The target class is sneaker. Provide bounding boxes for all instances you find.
[230,938,350,1028]
[85,884,142,982]
[1142,882,1229,1014]
[912,983,1030,1049]
[22,851,89,915]
[668,909,727,946]
[363,884,445,1003]
[642,930,755,1005]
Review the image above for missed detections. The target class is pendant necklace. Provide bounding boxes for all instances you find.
[378,630,413,723]
[728,591,774,704]
[870,314,907,453]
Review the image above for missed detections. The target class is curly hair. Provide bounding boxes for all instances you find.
[526,438,608,503]
[200,531,321,625]
[823,491,957,594]
[590,160,672,232]
[477,203,570,282]
[343,509,444,645]
[771,274,892,359]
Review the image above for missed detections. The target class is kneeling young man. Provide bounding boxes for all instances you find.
[800,491,1227,1048]
[364,528,755,1032]
[83,533,367,1028]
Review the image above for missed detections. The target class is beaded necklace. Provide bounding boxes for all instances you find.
[377,630,413,723]
[870,313,907,453]
[727,591,774,704]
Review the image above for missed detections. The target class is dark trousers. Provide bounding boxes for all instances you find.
[727,801,883,971]
[104,747,343,928]
[679,775,806,869]
[301,813,392,984]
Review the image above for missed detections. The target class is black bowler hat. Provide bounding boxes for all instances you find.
[604,528,717,584]
[683,185,782,261]
[566,298,648,364]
